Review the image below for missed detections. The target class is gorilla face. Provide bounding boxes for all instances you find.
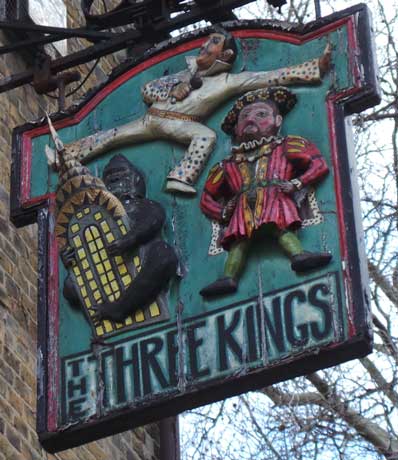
[104,169,135,200]
[103,155,146,200]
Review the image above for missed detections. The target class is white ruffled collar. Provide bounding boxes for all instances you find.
[231,135,284,154]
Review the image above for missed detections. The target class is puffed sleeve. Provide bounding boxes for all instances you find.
[200,163,228,222]
[285,136,329,188]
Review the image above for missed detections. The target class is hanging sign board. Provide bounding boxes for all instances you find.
[11,4,379,452]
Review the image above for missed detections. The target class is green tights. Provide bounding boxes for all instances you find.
[224,230,303,280]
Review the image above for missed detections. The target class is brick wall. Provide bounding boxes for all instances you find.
[0,2,161,459]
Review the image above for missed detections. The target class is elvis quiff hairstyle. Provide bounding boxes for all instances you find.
[212,25,238,64]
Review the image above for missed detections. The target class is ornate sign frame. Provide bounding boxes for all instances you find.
[11,4,379,452]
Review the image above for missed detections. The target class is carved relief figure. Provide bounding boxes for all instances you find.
[48,27,331,194]
[48,118,177,337]
[94,154,178,322]
[200,87,332,298]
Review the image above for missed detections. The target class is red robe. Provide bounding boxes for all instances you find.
[200,135,329,249]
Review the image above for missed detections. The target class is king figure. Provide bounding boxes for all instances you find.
[200,86,332,297]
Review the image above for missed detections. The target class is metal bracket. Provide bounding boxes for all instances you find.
[0,0,289,97]
[33,53,81,111]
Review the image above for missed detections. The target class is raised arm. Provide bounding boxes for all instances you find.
[225,44,331,95]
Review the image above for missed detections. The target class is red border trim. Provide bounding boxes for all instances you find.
[18,19,363,432]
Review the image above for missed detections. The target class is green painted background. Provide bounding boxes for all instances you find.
[30,27,352,383]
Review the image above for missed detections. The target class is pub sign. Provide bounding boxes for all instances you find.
[10,4,379,452]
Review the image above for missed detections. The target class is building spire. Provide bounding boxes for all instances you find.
[46,112,65,154]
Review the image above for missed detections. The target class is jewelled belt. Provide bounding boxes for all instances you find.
[242,180,284,192]
[148,107,203,123]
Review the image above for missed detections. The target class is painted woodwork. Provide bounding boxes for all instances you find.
[10,5,379,452]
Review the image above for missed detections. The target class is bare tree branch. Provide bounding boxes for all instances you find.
[306,373,398,459]
[360,357,398,407]
[262,386,325,407]
[368,260,398,306]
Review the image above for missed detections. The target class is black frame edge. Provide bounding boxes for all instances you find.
[6,4,378,452]
[345,5,381,114]
[40,334,371,453]
[36,207,50,435]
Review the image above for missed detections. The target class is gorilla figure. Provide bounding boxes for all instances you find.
[92,155,178,322]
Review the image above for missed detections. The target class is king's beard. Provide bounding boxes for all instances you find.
[235,122,279,144]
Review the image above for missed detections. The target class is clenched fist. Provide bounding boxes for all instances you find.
[170,82,192,102]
